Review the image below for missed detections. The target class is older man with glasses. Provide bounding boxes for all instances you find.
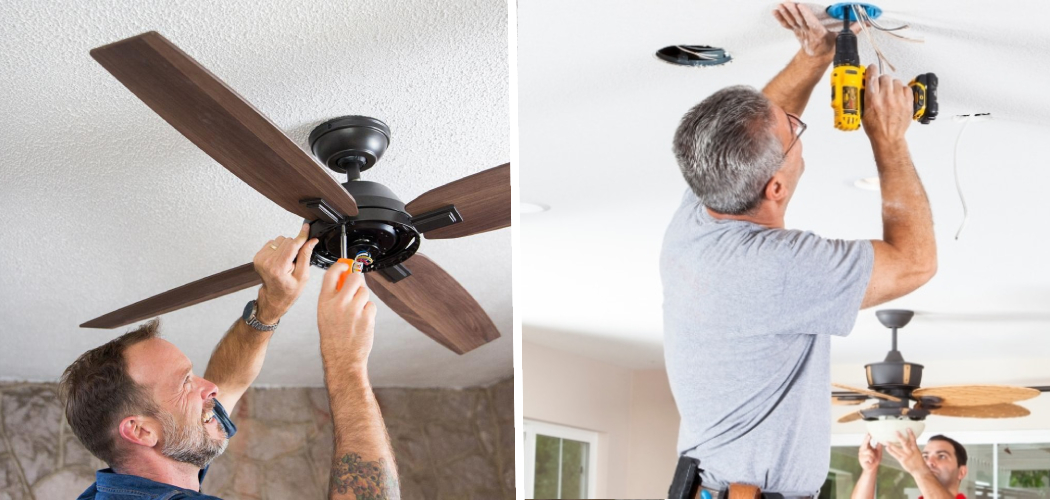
[661,3,937,498]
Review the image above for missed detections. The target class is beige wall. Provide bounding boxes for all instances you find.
[523,340,680,499]
[626,369,681,498]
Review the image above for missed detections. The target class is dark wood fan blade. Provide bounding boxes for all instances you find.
[81,263,260,329]
[406,163,510,239]
[929,403,1031,419]
[832,383,902,402]
[912,385,1040,407]
[90,32,357,219]
[365,254,499,354]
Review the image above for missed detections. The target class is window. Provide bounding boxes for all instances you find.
[524,420,599,499]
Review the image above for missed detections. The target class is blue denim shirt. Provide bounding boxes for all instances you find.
[76,399,238,500]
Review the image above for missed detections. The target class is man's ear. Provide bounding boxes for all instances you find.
[118,415,160,448]
[958,464,968,482]
[764,172,787,202]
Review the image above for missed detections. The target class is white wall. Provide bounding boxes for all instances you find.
[523,339,680,498]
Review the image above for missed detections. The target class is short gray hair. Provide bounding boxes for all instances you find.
[672,85,784,215]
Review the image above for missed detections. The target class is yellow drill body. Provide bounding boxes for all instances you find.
[831,65,865,131]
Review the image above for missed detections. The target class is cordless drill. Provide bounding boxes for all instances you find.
[830,10,938,131]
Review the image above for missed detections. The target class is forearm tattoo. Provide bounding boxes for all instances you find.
[330,453,400,500]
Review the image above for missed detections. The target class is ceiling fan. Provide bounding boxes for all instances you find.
[79,32,510,355]
[833,310,1046,444]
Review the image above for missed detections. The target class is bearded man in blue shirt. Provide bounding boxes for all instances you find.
[62,224,399,499]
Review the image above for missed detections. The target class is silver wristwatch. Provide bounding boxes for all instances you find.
[242,300,280,331]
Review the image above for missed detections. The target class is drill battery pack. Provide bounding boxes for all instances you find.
[910,72,938,124]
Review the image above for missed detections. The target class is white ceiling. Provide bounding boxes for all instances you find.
[519,0,1050,384]
[0,0,510,387]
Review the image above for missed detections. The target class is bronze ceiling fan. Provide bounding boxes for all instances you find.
[833,310,1045,440]
[80,32,510,355]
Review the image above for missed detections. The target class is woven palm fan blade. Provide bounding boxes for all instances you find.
[929,403,1030,419]
[832,383,902,402]
[912,385,1040,407]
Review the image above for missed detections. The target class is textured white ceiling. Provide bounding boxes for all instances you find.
[0,0,510,387]
[519,0,1050,384]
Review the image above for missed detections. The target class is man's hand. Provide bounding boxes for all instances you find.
[763,3,860,115]
[859,433,883,472]
[253,223,319,324]
[773,2,858,59]
[861,64,914,145]
[317,263,377,374]
[852,434,883,498]
[885,429,927,475]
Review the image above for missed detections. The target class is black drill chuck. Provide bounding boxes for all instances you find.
[834,8,859,67]
[834,31,860,67]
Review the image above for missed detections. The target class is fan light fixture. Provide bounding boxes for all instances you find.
[865,416,925,447]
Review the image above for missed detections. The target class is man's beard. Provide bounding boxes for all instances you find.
[158,401,229,468]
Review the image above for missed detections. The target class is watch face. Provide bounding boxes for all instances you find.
[242,300,255,321]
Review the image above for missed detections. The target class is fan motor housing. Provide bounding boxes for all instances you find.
[865,360,924,389]
[308,180,419,272]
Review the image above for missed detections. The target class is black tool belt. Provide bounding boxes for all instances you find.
[668,455,703,499]
[667,456,793,499]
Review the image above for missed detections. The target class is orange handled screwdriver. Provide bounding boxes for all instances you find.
[335,224,374,290]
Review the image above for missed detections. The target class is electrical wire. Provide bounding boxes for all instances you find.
[853,4,895,73]
[953,119,972,240]
[865,11,924,43]
[855,6,925,44]
[675,46,719,60]
[352,251,374,274]
[864,15,910,32]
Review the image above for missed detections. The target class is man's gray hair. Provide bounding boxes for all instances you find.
[672,85,785,215]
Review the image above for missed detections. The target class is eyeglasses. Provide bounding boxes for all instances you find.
[784,112,807,157]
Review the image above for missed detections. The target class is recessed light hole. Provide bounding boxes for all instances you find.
[655,45,731,67]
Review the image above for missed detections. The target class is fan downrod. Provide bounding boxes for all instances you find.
[865,309,924,391]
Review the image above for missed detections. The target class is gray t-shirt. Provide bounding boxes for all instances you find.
[660,190,874,496]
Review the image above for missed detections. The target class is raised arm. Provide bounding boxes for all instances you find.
[851,434,882,499]
[204,223,319,411]
[317,263,399,500]
[763,3,857,116]
[860,65,937,308]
